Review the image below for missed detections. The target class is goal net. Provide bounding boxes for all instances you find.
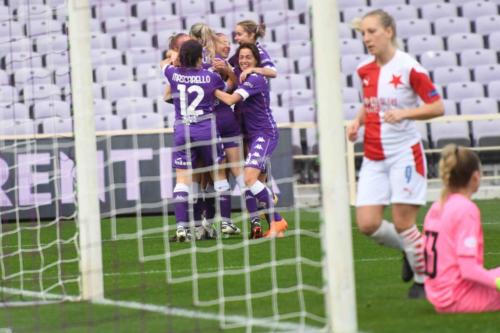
[0,1,356,332]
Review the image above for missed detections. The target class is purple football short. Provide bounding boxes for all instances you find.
[215,108,241,149]
[244,135,278,171]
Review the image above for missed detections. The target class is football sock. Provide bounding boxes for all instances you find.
[173,183,190,228]
[214,179,232,222]
[399,225,425,284]
[370,220,404,250]
[204,184,216,223]
[250,181,274,224]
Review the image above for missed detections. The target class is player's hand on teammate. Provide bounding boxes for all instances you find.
[239,68,254,83]
[347,119,360,142]
[213,58,228,73]
[383,109,406,124]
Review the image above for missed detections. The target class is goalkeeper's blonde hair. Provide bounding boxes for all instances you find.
[237,20,266,41]
[352,9,400,48]
[439,144,481,204]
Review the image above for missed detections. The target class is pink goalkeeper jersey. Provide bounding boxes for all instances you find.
[356,50,440,161]
[423,193,484,309]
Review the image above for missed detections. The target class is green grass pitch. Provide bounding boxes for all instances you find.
[0,200,499,332]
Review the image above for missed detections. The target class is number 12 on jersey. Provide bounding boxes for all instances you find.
[178,84,204,122]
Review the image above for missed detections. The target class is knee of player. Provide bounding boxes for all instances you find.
[244,174,257,187]
[356,216,381,236]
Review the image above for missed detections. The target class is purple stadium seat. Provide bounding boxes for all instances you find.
[272,106,291,123]
[145,78,169,98]
[430,122,470,148]
[408,0,441,5]
[0,119,35,135]
[132,1,173,19]
[259,42,284,58]
[420,51,458,70]
[115,97,154,117]
[281,89,314,109]
[472,120,500,146]
[95,114,123,131]
[383,5,418,20]
[25,20,62,37]
[94,64,134,83]
[442,99,458,115]
[32,100,71,119]
[155,96,175,118]
[446,81,484,101]
[462,0,498,18]
[338,0,366,9]
[44,50,70,68]
[0,86,18,103]
[414,122,429,148]
[487,81,500,99]
[271,74,308,93]
[459,98,498,115]
[0,102,29,120]
[254,0,290,11]
[93,2,129,19]
[338,23,354,39]
[14,67,52,85]
[145,15,183,33]
[343,103,362,120]
[341,54,369,76]
[93,99,113,116]
[0,70,8,85]
[339,38,365,55]
[125,112,164,130]
[293,105,315,124]
[0,37,32,54]
[124,47,161,65]
[15,4,52,21]
[135,63,162,82]
[421,3,458,21]
[447,33,484,52]
[396,19,431,39]
[475,15,500,35]
[102,80,143,101]
[114,31,153,50]
[273,24,310,43]
[460,49,497,68]
[3,52,43,71]
[473,64,500,84]
[0,21,23,37]
[90,32,113,49]
[53,66,70,86]
[262,10,301,27]
[432,66,470,85]
[104,16,142,34]
[41,117,73,134]
[173,0,210,16]
[185,14,222,30]
[371,0,406,6]
[91,48,123,66]
[342,87,361,103]
[273,57,295,74]
[296,56,312,75]
[434,17,471,37]
[407,35,444,55]
[223,12,260,30]
[63,83,103,100]
[35,34,68,54]
[21,84,61,103]
[286,40,311,59]
[212,0,250,13]
[342,6,371,24]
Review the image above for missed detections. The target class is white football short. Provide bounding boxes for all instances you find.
[356,142,427,206]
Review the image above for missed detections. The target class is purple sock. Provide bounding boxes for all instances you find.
[218,193,232,221]
[245,190,260,221]
[205,192,216,222]
[254,188,275,224]
[193,195,204,223]
[173,191,189,227]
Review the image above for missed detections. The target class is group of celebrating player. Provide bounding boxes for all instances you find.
[161,8,500,312]
[160,20,288,242]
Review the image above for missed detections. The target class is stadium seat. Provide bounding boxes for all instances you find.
[447,33,484,52]
[154,29,183,49]
[271,74,308,93]
[273,24,310,42]
[93,99,113,116]
[459,49,497,67]
[285,40,311,59]
[25,20,62,37]
[54,4,68,22]
[442,99,458,115]
[115,97,154,116]
[63,83,103,100]
[475,15,500,35]
[259,42,284,59]
[125,112,164,130]
[40,117,73,134]
[145,78,169,98]
[407,35,444,55]
[273,57,295,74]
[104,16,142,34]
[144,15,183,32]
[132,1,173,19]
[339,38,365,55]
[459,97,498,115]
[446,81,484,101]
[430,121,470,148]
[3,52,43,71]
[223,12,260,30]
[35,34,68,54]
[91,49,123,66]
[135,63,162,82]
[155,96,175,117]
[462,0,498,18]
[396,19,431,39]
[342,87,361,103]
[432,66,470,85]
[272,106,291,123]
[414,122,429,148]
[471,120,500,147]
[338,23,354,39]
[337,0,366,7]
[32,100,71,119]
[184,14,222,30]
[94,64,134,83]
[281,89,314,109]
[296,56,312,75]
[261,10,301,27]
[53,66,70,86]
[0,102,29,120]
[487,31,500,50]
[0,21,23,37]
[487,81,500,100]
[0,37,32,54]
[342,6,371,24]
[305,127,318,154]
[0,86,19,103]
[102,80,143,101]
[173,0,211,16]
[420,3,458,21]
[420,51,458,70]
[114,31,153,50]
[44,50,70,68]
[15,4,52,21]
[253,0,290,11]
[408,0,442,5]
[95,114,124,131]
[372,0,406,6]
[0,119,35,135]
[14,67,52,85]
[341,54,369,76]
[0,5,9,20]
[93,2,129,19]
[124,47,161,65]
[383,5,418,20]
[21,84,61,103]
[212,0,251,13]
[0,70,8,85]
[90,32,113,49]
[343,102,361,120]
[473,64,500,84]
[434,17,471,37]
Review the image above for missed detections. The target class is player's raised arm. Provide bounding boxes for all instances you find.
[214,89,242,106]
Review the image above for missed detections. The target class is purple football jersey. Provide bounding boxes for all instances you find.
[228,42,276,71]
[234,73,278,137]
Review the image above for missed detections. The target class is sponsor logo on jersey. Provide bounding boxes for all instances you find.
[243,81,254,88]
[175,157,191,166]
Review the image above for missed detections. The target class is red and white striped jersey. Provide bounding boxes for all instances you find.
[356,50,440,160]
